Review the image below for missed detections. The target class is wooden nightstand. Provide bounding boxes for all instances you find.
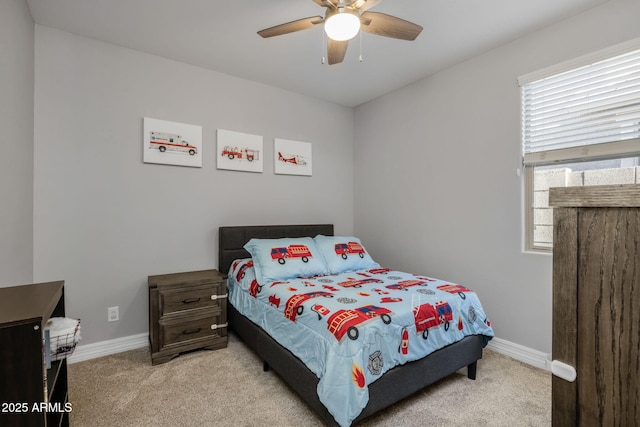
[148,269,227,365]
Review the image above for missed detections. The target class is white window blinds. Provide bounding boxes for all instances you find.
[521,44,640,165]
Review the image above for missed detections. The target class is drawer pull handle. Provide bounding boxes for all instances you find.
[211,323,228,330]
[211,293,228,301]
[182,328,202,335]
[550,359,577,382]
[182,297,201,304]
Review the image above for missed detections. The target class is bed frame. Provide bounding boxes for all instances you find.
[219,224,484,426]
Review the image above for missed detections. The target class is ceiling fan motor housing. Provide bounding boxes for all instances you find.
[324,7,361,41]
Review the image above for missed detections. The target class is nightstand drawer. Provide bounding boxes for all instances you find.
[159,311,227,350]
[160,282,226,317]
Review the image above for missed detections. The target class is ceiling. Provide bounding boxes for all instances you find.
[26,0,609,107]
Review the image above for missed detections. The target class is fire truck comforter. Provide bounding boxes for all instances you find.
[227,259,494,427]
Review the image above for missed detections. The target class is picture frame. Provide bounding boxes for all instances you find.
[143,118,202,167]
[217,129,264,173]
[274,138,312,176]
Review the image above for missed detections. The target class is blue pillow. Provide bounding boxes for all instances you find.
[243,237,329,284]
[313,235,380,274]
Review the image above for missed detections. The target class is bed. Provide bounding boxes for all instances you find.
[219,224,493,426]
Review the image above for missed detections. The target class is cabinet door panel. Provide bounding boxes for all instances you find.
[576,208,640,426]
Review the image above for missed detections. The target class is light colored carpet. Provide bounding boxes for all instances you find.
[67,333,551,426]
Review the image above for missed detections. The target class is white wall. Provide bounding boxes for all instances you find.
[0,0,34,287]
[33,26,355,345]
[353,0,640,353]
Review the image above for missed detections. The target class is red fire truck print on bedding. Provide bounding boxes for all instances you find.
[338,278,383,288]
[236,260,253,281]
[413,301,453,339]
[385,279,429,291]
[249,280,262,297]
[327,305,393,341]
[271,245,312,264]
[367,267,391,275]
[334,242,366,259]
[311,304,330,320]
[284,291,334,321]
[437,284,473,299]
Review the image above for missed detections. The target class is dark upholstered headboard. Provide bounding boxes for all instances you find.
[218,224,334,275]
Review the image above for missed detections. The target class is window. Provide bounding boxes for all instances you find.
[520,39,640,251]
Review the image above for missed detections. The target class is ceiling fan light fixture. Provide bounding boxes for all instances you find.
[257,0,423,65]
[324,8,360,41]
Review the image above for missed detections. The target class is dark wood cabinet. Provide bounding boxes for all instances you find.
[550,184,640,426]
[148,269,228,365]
[0,281,70,427]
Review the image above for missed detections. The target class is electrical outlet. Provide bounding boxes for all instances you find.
[108,306,119,322]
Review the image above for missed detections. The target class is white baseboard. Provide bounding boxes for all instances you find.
[66,332,550,372]
[67,333,148,364]
[486,336,550,371]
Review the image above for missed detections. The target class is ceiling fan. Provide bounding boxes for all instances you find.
[257,0,423,65]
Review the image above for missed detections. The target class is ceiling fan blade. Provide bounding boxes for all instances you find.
[327,38,349,65]
[360,12,423,40]
[312,0,338,8]
[258,16,323,38]
[352,0,382,12]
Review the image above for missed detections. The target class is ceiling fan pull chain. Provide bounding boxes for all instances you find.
[359,30,363,62]
[321,29,327,64]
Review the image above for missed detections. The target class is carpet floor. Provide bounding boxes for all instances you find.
[67,333,551,426]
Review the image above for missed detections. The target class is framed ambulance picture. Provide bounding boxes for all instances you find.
[143,118,202,167]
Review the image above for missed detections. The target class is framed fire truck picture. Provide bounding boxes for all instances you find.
[217,129,264,173]
[143,118,203,167]
[274,138,312,176]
